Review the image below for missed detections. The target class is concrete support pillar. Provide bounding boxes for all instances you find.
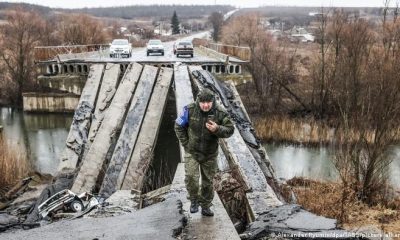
[47,65,53,75]
[215,65,220,74]
[235,65,241,74]
[229,65,234,74]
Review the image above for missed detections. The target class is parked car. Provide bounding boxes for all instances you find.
[175,40,194,58]
[146,39,164,56]
[109,39,132,58]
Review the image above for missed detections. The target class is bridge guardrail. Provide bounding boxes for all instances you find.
[34,44,110,62]
[192,38,251,61]
[208,43,251,61]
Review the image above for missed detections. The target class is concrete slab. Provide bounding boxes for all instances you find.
[86,63,120,149]
[23,92,80,112]
[120,67,174,191]
[0,196,186,240]
[99,65,159,197]
[58,64,104,172]
[71,63,143,194]
[241,204,350,240]
[169,163,240,240]
[173,64,194,163]
[37,75,86,95]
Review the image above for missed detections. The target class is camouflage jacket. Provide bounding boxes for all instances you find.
[174,100,234,161]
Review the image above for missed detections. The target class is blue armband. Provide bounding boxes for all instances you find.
[175,106,189,127]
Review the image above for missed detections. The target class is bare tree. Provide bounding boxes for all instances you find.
[311,8,332,118]
[109,21,124,40]
[0,8,45,106]
[40,16,62,46]
[58,14,107,45]
[209,12,224,42]
[330,10,400,204]
[221,13,304,112]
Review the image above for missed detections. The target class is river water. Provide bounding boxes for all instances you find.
[0,108,72,175]
[1,107,399,190]
[265,143,400,188]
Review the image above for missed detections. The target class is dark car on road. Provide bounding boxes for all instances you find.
[146,39,164,56]
[174,40,194,58]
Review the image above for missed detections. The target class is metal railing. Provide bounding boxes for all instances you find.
[34,44,110,62]
[208,43,251,61]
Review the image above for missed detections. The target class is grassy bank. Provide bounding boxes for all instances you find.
[254,116,399,146]
[287,177,400,234]
[0,136,31,194]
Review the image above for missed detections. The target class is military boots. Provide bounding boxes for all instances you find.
[190,201,199,213]
[201,207,214,217]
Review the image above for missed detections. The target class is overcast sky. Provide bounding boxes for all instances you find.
[5,0,397,9]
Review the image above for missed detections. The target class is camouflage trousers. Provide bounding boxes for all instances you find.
[184,152,218,208]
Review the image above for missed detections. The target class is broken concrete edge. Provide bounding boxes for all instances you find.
[240,204,363,240]
[1,196,187,240]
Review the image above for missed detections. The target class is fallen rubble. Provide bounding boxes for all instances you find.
[0,196,186,240]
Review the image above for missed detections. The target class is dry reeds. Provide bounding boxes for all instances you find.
[254,116,336,145]
[287,177,400,232]
[0,136,31,193]
[287,177,358,224]
[254,116,400,146]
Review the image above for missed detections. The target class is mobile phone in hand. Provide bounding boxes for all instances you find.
[207,114,214,123]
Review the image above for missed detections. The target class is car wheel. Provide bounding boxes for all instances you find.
[69,200,84,212]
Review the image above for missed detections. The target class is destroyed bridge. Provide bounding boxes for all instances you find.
[2,39,357,240]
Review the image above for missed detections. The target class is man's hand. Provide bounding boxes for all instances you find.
[206,120,218,133]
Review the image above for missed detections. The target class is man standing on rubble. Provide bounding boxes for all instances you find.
[174,88,234,217]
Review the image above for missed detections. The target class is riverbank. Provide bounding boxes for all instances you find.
[287,177,400,235]
[0,137,31,194]
[254,116,400,146]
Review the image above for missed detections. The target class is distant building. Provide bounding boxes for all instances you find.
[309,12,323,18]
[266,29,283,40]
[290,27,315,43]
[153,21,172,36]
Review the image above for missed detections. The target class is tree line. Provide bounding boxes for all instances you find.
[61,5,234,20]
[218,5,400,206]
[0,8,112,106]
